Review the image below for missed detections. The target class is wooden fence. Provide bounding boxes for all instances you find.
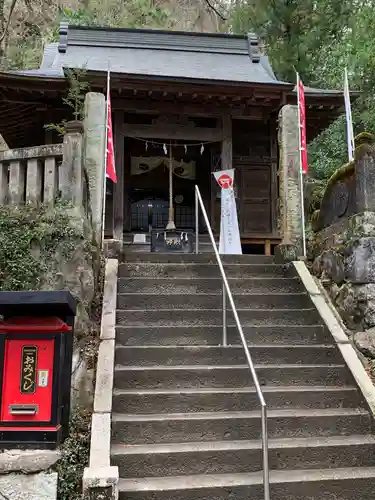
[0,127,89,215]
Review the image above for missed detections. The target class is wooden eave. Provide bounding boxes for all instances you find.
[88,71,293,99]
[87,71,292,122]
[0,73,68,148]
[286,89,360,140]
[0,69,353,147]
[0,72,67,93]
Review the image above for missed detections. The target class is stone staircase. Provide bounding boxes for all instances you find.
[111,253,375,499]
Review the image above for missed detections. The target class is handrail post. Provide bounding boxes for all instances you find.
[195,188,199,254]
[261,404,270,500]
[222,282,227,346]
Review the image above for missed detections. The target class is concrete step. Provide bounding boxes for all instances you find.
[118,262,294,278]
[115,325,331,346]
[111,408,371,445]
[114,345,341,366]
[113,364,353,389]
[122,244,151,253]
[112,434,375,478]
[116,293,311,310]
[112,386,364,414]
[121,253,277,264]
[117,277,304,294]
[116,308,322,327]
[118,467,375,500]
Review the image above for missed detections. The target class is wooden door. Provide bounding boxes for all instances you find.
[238,164,272,236]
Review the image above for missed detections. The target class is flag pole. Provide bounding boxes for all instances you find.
[101,68,110,250]
[296,72,307,258]
[344,68,355,162]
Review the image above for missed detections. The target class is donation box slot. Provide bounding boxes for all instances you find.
[1,338,54,422]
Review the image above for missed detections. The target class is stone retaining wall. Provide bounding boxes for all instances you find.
[311,143,375,358]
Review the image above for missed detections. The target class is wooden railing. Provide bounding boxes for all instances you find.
[0,144,63,206]
[0,126,89,217]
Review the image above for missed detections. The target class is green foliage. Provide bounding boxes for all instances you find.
[305,179,326,216]
[56,406,91,500]
[1,0,174,71]
[0,203,85,291]
[308,116,348,180]
[45,68,90,135]
[59,0,172,30]
[229,0,355,84]
[63,68,90,121]
[229,0,375,181]
[3,37,45,70]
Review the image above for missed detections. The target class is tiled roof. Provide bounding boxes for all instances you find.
[9,24,352,97]
[53,24,290,85]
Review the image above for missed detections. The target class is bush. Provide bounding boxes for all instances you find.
[56,407,91,500]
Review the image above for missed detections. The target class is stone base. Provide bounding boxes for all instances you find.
[275,243,300,262]
[83,466,119,500]
[151,229,193,253]
[103,239,122,258]
[0,471,57,500]
[0,449,60,474]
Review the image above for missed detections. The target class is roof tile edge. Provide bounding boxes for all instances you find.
[58,21,69,54]
[247,33,261,63]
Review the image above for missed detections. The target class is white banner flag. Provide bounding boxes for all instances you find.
[213,169,242,255]
[344,68,355,162]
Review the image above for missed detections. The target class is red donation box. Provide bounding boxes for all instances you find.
[0,291,77,449]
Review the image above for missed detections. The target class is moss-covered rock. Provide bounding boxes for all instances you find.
[304,177,326,216]
[355,131,375,146]
[309,132,375,233]
[0,202,101,330]
[325,160,355,192]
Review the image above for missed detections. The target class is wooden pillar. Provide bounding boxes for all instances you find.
[270,115,278,236]
[113,110,124,241]
[210,115,232,231]
[221,114,232,171]
[123,137,131,233]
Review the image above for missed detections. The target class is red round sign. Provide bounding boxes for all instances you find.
[217,173,233,189]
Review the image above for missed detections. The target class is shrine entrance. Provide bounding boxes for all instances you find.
[107,107,281,251]
[127,138,212,232]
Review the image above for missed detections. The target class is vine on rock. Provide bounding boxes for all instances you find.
[0,203,88,291]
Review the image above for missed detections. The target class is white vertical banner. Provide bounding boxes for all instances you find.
[213,169,242,255]
[344,68,355,162]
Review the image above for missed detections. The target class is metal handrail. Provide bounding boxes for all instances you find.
[194,185,270,500]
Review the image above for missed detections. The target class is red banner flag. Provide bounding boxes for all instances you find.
[106,88,117,183]
[297,75,308,174]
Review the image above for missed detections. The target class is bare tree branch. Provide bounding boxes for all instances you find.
[203,0,227,21]
[0,0,19,43]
